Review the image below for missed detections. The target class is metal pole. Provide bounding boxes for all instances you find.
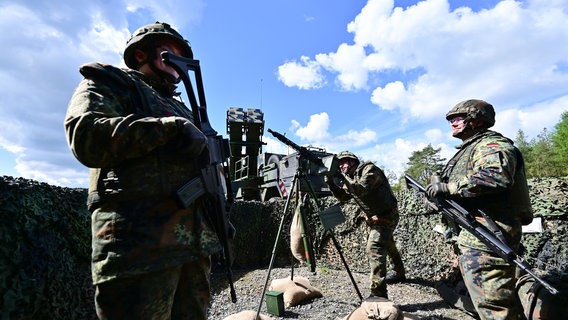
[255,171,299,319]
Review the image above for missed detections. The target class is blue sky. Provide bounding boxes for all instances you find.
[1,0,567,188]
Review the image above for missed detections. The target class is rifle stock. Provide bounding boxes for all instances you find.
[162,51,237,302]
[404,174,558,295]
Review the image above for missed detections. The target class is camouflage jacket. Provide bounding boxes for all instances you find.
[65,62,207,202]
[441,130,531,250]
[65,62,220,284]
[329,161,398,227]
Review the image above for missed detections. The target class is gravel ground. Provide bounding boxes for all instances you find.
[208,266,477,320]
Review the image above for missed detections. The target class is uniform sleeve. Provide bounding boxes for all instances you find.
[346,163,383,198]
[328,177,352,202]
[450,140,517,197]
[64,77,179,168]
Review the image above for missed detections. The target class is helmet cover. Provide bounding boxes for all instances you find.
[124,21,193,69]
[446,99,495,128]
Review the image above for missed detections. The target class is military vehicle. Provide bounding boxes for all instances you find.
[226,107,332,201]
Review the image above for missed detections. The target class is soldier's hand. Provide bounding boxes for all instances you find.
[423,198,438,212]
[323,171,334,184]
[426,182,449,198]
[175,117,207,156]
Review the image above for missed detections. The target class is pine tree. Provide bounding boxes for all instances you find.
[404,144,446,185]
[551,111,568,175]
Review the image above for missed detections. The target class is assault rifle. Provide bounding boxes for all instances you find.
[161,51,237,302]
[404,174,558,295]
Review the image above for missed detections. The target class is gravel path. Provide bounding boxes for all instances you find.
[208,266,476,320]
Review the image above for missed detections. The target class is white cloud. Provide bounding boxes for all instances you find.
[271,0,568,182]
[294,112,331,141]
[314,43,369,91]
[290,112,377,150]
[277,56,326,90]
[280,0,568,124]
[494,96,568,140]
[425,128,443,142]
[370,81,406,111]
[2,0,567,188]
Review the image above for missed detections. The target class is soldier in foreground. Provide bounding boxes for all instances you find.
[64,22,220,319]
[325,151,405,299]
[426,99,533,320]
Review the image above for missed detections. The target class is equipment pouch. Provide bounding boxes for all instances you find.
[177,176,206,208]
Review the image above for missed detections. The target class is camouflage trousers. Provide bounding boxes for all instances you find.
[367,225,399,297]
[95,256,212,320]
[459,246,522,320]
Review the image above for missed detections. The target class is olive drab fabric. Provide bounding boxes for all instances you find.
[65,62,221,285]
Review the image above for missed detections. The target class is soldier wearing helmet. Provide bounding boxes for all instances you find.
[427,99,532,320]
[327,151,405,299]
[65,22,219,319]
[445,99,495,139]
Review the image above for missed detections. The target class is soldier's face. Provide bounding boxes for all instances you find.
[339,159,356,176]
[153,42,184,79]
[448,115,466,137]
[154,43,183,79]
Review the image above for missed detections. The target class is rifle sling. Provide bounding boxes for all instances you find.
[477,209,509,246]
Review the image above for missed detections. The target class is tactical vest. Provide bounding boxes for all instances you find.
[442,130,533,224]
[77,63,205,209]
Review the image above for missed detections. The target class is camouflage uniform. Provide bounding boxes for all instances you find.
[441,129,526,320]
[65,61,221,319]
[328,161,401,298]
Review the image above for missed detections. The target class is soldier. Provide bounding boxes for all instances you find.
[325,151,405,299]
[64,22,221,319]
[426,99,532,320]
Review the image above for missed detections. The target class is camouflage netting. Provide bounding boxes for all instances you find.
[0,176,95,320]
[1,175,566,319]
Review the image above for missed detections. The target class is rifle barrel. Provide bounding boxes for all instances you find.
[267,129,324,166]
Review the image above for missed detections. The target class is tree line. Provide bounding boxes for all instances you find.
[395,111,568,190]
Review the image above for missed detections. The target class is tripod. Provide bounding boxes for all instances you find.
[255,158,362,319]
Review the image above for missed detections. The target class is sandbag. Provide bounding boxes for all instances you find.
[341,296,402,320]
[290,203,305,262]
[269,276,322,307]
[223,310,273,320]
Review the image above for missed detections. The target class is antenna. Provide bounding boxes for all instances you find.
[260,78,263,110]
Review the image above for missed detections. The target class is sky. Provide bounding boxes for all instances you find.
[1,0,567,188]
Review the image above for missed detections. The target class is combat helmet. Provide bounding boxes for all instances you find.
[446,99,495,128]
[337,151,359,164]
[124,21,193,69]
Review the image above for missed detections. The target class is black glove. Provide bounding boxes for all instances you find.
[426,182,450,198]
[175,117,208,156]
